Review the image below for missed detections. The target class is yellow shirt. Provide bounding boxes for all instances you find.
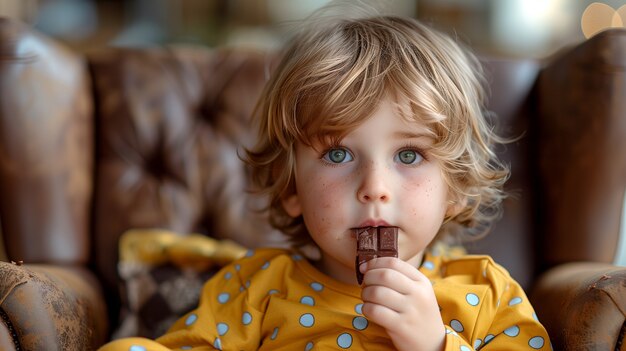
[100,248,551,350]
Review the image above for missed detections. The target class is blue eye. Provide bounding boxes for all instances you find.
[323,148,353,164]
[396,150,423,165]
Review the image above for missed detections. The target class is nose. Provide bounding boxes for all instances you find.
[356,162,391,203]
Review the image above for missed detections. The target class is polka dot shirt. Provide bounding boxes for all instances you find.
[99,248,551,350]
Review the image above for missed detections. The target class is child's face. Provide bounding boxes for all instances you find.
[282,98,452,284]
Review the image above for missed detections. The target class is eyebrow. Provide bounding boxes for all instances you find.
[393,131,434,139]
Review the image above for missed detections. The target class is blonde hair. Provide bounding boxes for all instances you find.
[245,14,509,248]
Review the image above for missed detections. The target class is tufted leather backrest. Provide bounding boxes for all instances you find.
[88,47,287,298]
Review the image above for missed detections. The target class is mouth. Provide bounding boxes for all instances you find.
[351,219,393,229]
[350,221,397,239]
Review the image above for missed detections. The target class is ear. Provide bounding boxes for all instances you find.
[281,194,302,218]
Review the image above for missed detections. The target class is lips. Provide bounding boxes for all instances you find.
[353,219,392,229]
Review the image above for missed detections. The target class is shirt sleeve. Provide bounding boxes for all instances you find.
[442,327,475,350]
[434,255,552,351]
[98,337,186,351]
[471,277,551,350]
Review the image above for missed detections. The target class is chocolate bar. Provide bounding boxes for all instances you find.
[355,226,398,285]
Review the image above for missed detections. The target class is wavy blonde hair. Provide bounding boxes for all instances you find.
[245,14,509,248]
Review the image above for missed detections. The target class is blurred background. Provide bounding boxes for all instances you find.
[1,0,625,59]
[1,0,625,266]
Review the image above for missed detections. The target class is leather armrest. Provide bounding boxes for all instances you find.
[530,262,626,351]
[0,262,108,350]
[0,313,18,351]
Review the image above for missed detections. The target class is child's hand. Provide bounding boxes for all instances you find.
[360,257,445,351]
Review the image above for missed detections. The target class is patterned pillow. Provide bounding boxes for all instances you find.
[113,229,247,339]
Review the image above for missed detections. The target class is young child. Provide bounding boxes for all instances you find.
[100,8,551,351]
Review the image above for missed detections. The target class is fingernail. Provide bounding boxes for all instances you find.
[359,262,367,273]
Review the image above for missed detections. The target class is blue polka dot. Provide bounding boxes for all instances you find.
[310,282,324,292]
[299,313,315,327]
[485,334,495,343]
[529,336,545,349]
[217,323,229,336]
[509,297,523,306]
[355,303,363,314]
[245,250,255,257]
[268,289,280,295]
[130,346,146,351]
[242,312,253,325]
[352,316,368,330]
[181,347,192,350]
[262,261,270,269]
[292,254,303,261]
[533,312,539,321]
[300,296,315,306]
[423,261,435,270]
[224,272,232,280]
[305,341,314,351]
[465,293,480,306]
[235,264,241,271]
[450,319,464,332]
[213,337,222,350]
[473,339,482,349]
[271,327,279,340]
[185,314,197,326]
[337,333,353,348]
[460,346,471,351]
[245,280,251,288]
[504,325,520,337]
[218,293,230,304]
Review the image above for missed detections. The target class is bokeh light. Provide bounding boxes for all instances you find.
[581,2,626,38]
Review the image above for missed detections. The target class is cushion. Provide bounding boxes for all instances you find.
[112,229,247,339]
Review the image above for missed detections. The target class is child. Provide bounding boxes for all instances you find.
[100,7,551,351]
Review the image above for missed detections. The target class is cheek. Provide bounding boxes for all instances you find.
[299,172,351,205]
[401,174,449,217]
[297,174,352,228]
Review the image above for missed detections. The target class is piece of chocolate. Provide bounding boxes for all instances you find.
[355,226,398,285]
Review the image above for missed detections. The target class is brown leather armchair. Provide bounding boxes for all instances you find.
[0,18,625,350]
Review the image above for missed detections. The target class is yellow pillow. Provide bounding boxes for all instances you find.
[119,228,247,269]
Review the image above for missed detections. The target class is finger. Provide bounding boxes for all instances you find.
[361,285,406,312]
[361,300,399,330]
[361,257,428,283]
[361,266,416,295]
